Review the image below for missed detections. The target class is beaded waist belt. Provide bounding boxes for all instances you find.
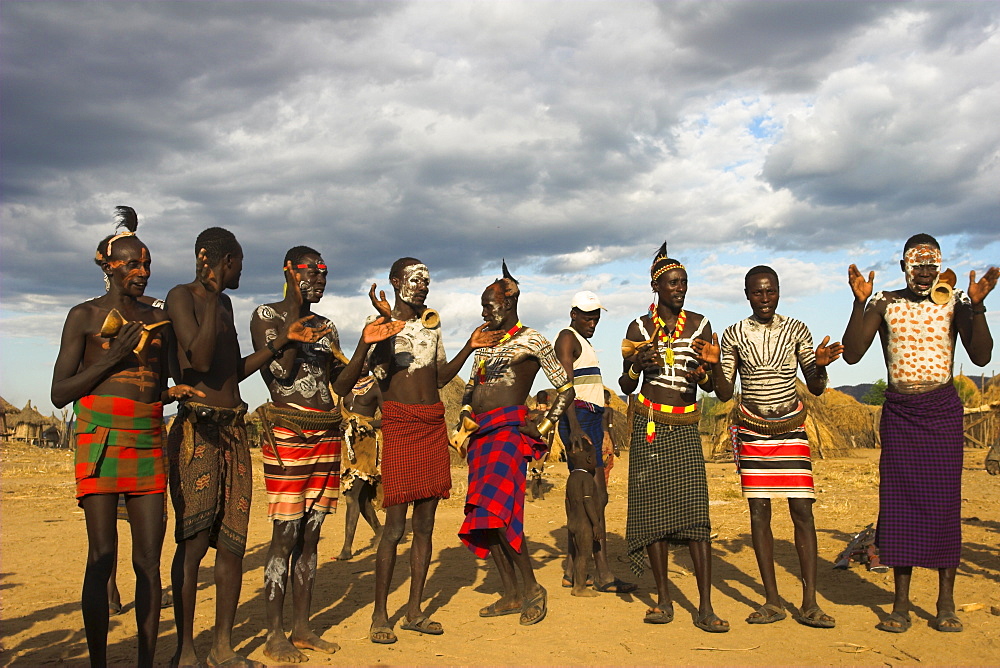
[635,393,701,437]
[736,402,807,436]
[638,393,697,414]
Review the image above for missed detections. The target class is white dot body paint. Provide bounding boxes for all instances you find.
[903,245,942,296]
[264,556,288,599]
[877,290,961,391]
[399,264,430,304]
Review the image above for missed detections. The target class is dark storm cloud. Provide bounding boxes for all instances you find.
[2,0,997,321]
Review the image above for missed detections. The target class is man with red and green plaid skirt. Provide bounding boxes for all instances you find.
[52,206,204,668]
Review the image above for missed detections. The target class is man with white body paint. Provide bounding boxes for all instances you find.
[362,257,502,644]
[842,234,997,634]
[250,246,402,662]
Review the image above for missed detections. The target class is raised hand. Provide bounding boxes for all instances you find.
[967,267,999,305]
[815,335,844,366]
[167,384,206,401]
[848,264,874,302]
[692,333,720,365]
[631,342,661,372]
[286,316,332,343]
[362,316,405,343]
[368,283,393,319]
[197,248,221,294]
[470,323,505,349]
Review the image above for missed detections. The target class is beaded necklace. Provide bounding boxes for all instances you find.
[649,304,686,366]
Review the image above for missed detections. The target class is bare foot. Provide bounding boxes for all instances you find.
[571,585,598,598]
[205,650,264,667]
[262,632,308,663]
[170,648,201,668]
[291,629,340,655]
[333,548,353,561]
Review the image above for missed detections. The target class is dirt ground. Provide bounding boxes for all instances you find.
[2,441,999,667]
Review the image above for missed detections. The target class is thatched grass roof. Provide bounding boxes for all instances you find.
[13,401,47,425]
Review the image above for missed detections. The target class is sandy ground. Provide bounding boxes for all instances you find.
[2,441,999,667]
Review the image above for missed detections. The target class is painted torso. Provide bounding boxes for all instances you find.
[872,290,965,393]
[370,315,446,404]
[720,313,817,417]
[253,304,339,410]
[469,327,569,414]
[78,299,167,403]
[634,313,708,405]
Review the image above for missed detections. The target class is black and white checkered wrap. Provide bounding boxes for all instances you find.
[626,413,711,576]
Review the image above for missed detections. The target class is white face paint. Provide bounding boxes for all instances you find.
[903,245,942,296]
[399,263,430,305]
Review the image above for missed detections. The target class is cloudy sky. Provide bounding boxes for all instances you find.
[2,1,998,413]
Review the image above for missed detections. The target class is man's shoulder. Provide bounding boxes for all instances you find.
[554,327,580,347]
[253,302,285,322]
[520,326,551,345]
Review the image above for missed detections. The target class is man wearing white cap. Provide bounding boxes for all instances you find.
[555,291,636,593]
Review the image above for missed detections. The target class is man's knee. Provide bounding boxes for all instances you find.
[748,498,771,522]
[788,499,815,525]
[411,514,435,538]
[381,517,406,544]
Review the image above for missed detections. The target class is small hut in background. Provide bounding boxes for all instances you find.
[0,395,16,440]
[11,401,48,445]
[707,381,874,461]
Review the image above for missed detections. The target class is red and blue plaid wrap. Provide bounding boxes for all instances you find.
[876,384,964,568]
[459,405,545,558]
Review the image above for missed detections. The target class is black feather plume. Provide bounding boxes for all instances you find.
[113,206,138,233]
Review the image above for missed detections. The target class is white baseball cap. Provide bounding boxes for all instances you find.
[571,290,607,311]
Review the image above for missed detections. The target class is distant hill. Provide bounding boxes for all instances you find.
[835,383,873,402]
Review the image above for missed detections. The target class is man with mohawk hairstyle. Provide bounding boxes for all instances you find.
[361,257,502,645]
[52,206,203,668]
[455,261,576,626]
[619,243,729,632]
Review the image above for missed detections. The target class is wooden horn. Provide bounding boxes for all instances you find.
[99,308,126,337]
[421,308,440,329]
[931,268,956,305]
[449,414,480,454]
[620,321,661,359]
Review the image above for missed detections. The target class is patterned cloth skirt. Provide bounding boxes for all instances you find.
[626,414,710,576]
[733,424,815,499]
[876,384,963,569]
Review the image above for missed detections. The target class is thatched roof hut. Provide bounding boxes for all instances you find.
[0,395,16,439]
[11,400,48,444]
[706,380,876,461]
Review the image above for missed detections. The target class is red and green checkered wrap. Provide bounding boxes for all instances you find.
[73,395,165,499]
